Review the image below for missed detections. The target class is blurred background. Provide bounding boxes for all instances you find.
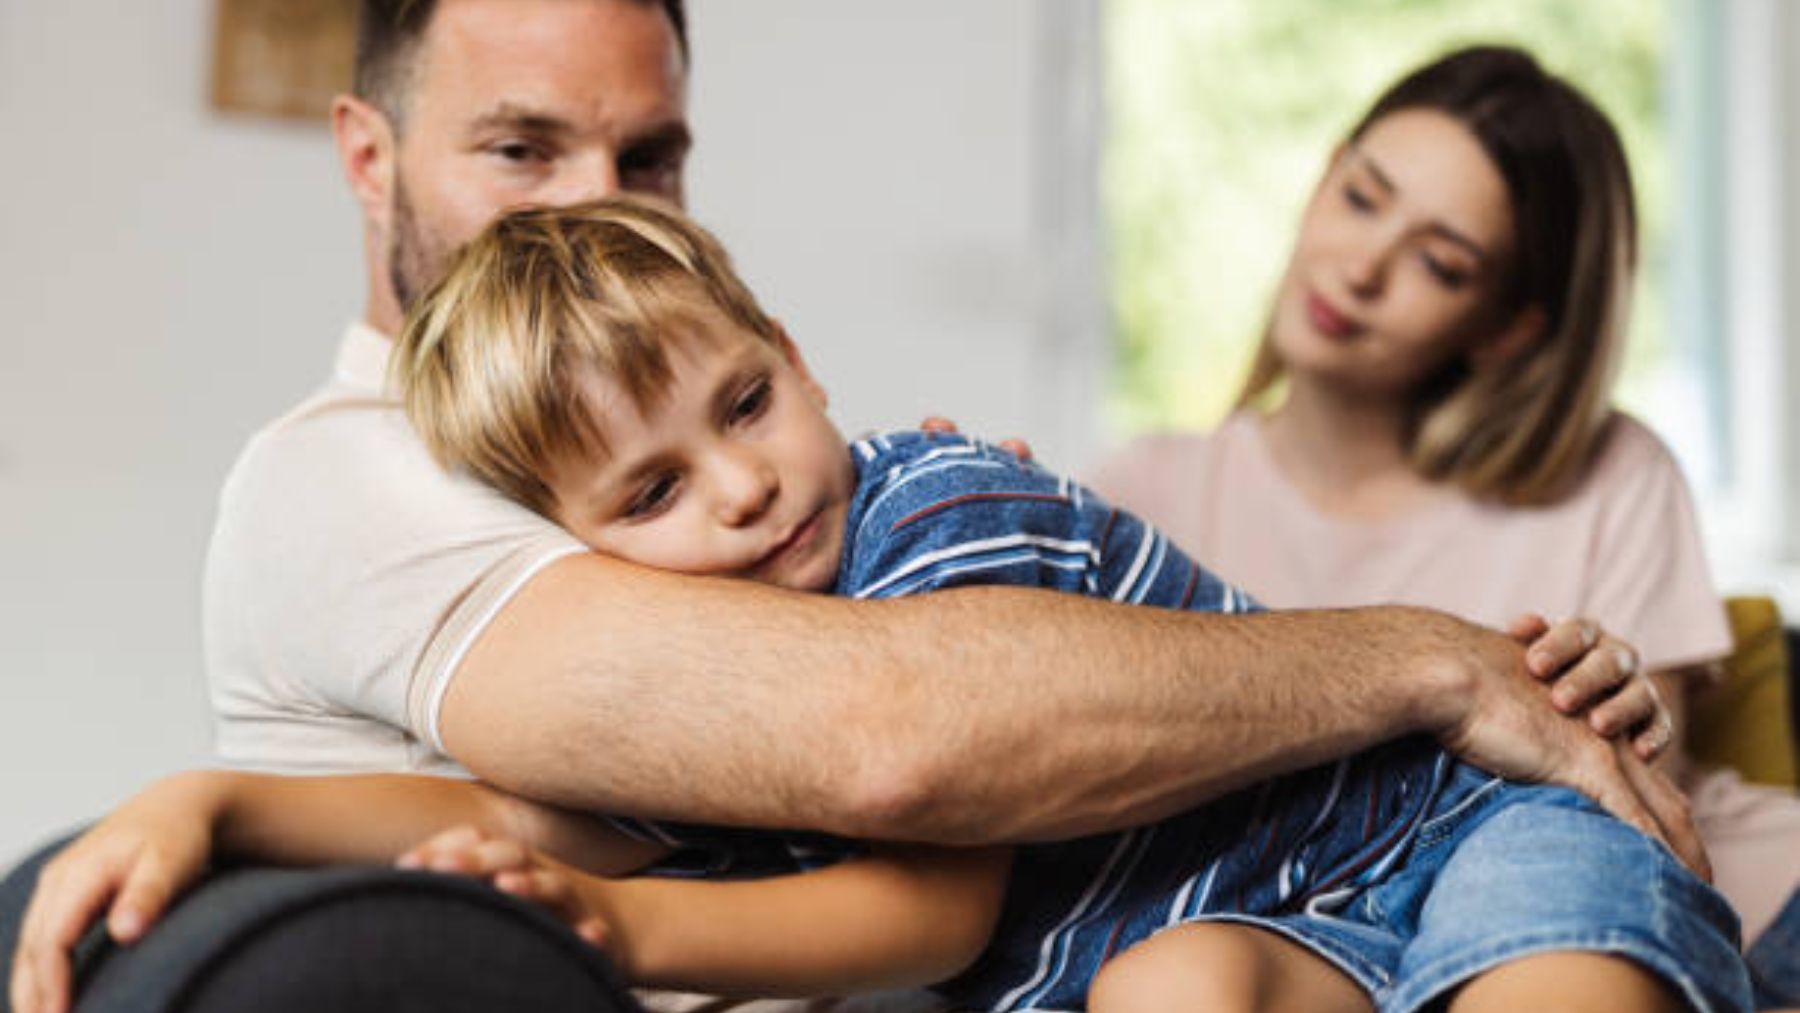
[2,0,1796,866]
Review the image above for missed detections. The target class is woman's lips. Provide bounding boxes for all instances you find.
[1305,290,1362,338]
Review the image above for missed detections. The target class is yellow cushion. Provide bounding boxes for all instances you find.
[1687,596,1798,789]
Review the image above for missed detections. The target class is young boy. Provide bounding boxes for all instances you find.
[16,198,1750,1013]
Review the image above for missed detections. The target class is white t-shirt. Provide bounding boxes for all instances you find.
[1087,410,1731,672]
[205,323,586,774]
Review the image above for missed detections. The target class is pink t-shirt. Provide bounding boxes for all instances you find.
[1087,410,1731,672]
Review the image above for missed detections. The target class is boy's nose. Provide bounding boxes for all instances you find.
[711,448,778,527]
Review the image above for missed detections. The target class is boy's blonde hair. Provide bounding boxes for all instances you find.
[1237,46,1636,506]
[391,196,781,513]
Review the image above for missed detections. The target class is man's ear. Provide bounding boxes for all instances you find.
[332,94,397,229]
[1470,304,1545,370]
[773,321,828,408]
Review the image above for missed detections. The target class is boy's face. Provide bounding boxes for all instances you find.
[546,316,855,593]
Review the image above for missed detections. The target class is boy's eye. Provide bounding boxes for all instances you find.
[728,377,773,425]
[624,473,682,519]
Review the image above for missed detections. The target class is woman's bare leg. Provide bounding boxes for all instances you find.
[1088,921,1372,1013]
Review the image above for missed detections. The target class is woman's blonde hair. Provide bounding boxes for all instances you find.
[1236,45,1636,506]
[391,196,780,513]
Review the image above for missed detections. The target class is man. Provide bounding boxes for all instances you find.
[8,0,1697,1008]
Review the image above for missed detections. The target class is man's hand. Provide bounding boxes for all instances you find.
[1421,614,1707,879]
[10,772,226,1013]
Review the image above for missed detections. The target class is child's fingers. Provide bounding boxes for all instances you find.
[574,917,610,948]
[107,846,196,943]
[13,842,132,1013]
[395,824,487,871]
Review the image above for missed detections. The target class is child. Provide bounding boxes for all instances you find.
[14,197,1750,1013]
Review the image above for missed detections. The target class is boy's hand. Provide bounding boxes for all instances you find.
[918,417,1033,462]
[1508,614,1672,760]
[11,771,226,1013]
[397,825,612,948]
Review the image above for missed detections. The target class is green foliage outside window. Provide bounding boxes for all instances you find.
[1103,0,1671,435]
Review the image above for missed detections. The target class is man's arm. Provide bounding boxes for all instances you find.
[442,553,1695,865]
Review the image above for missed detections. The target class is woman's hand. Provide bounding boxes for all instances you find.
[1509,614,1673,761]
[10,771,230,1013]
[398,825,612,948]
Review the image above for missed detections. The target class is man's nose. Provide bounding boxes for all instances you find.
[710,446,778,527]
[544,154,623,205]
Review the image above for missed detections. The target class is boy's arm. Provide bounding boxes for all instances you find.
[504,840,1012,998]
[614,845,1010,997]
[10,770,668,1013]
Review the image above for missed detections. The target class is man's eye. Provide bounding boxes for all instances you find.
[729,378,772,425]
[619,146,685,195]
[489,140,549,165]
[625,474,681,519]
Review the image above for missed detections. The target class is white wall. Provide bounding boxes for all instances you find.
[0,0,361,867]
[0,0,1088,867]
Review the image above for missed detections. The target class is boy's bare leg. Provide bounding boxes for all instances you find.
[1088,921,1371,1013]
[1448,952,1685,1012]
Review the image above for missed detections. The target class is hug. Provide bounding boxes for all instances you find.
[5,2,1797,1011]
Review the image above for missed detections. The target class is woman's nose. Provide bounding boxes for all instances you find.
[1340,237,1392,298]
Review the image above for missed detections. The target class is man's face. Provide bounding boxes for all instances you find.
[385,0,690,310]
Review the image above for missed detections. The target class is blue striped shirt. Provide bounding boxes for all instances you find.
[612,431,1462,1010]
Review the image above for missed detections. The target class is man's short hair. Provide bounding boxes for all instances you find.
[391,196,780,514]
[355,0,689,127]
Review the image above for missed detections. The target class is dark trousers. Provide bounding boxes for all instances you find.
[0,831,643,1012]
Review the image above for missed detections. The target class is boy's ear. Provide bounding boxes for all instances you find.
[333,95,398,230]
[1470,304,1545,370]
[773,321,828,408]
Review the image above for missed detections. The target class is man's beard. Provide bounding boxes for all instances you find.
[387,174,449,313]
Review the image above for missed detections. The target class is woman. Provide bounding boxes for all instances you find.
[1091,44,1800,1009]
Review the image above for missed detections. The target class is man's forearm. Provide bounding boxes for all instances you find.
[442,554,1478,843]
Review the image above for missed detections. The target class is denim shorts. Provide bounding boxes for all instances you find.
[1200,762,1754,1013]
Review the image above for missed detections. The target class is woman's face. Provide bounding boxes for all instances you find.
[1271,108,1522,399]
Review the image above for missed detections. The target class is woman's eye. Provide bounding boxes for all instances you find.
[1342,183,1375,212]
[1420,254,1471,289]
[729,378,773,425]
[625,474,681,519]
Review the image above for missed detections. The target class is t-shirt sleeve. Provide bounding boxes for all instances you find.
[841,436,1255,613]
[206,403,586,771]
[1580,418,1731,675]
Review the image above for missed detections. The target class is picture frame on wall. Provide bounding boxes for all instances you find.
[210,0,356,122]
